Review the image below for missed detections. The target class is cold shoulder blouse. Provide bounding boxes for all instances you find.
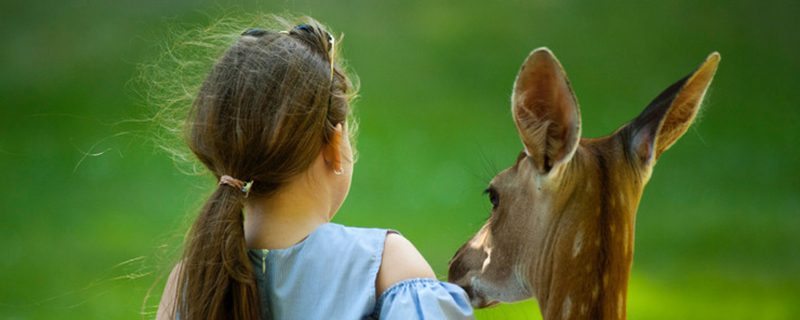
[246,223,474,319]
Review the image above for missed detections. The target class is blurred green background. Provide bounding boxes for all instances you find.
[1,0,798,319]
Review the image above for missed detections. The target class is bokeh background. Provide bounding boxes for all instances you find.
[1,0,798,319]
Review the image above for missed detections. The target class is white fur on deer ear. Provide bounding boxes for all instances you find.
[512,47,581,175]
[628,52,720,165]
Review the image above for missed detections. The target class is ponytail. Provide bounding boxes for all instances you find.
[174,185,261,319]
[156,14,354,319]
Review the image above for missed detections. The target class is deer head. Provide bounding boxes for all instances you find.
[448,48,719,320]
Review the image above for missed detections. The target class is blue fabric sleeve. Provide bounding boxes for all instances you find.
[372,278,474,320]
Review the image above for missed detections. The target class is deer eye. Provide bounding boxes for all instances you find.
[484,188,499,209]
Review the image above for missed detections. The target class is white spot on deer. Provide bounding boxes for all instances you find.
[622,224,629,254]
[481,246,493,272]
[563,296,572,319]
[535,172,547,192]
[572,230,583,258]
[617,292,624,317]
[618,191,626,205]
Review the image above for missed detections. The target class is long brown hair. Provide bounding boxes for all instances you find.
[171,17,354,319]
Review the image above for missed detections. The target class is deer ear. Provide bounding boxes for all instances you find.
[629,52,720,165]
[512,48,581,174]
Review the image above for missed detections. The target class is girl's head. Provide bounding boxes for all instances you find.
[169,16,356,319]
[187,19,356,199]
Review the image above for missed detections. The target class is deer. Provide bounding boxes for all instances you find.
[448,47,719,320]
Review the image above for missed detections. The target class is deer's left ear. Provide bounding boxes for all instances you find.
[629,52,720,165]
[512,48,581,175]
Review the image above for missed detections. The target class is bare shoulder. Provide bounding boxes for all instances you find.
[155,262,183,320]
[376,232,436,296]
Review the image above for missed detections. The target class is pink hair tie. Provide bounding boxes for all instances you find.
[219,175,254,198]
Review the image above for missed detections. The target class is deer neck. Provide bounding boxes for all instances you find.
[531,146,642,320]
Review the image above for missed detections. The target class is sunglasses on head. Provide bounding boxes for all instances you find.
[241,25,337,119]
[242,26,333,58]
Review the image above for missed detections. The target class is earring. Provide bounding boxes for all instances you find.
[334,167,344,175]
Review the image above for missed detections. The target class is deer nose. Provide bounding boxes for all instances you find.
[448,244,471,283]
[459,283,501,309]
[461,284,474,298]
[447,259,464,283]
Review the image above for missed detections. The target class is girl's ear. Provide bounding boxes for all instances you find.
[323,123,344,173]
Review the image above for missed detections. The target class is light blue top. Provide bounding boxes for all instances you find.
[246,222,474,319]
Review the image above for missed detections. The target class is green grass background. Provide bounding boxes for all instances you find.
[1,0,798,319]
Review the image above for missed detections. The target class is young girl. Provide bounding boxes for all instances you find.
[154,17,474,319]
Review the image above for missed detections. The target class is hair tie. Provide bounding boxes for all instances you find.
[219,175,254,198]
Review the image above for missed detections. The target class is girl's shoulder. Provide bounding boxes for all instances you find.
[371,230,475,319]
[376,232,436,296]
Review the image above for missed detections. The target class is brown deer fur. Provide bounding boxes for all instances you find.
[449,48,719,320]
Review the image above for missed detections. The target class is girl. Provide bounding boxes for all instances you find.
[154,16,474,319]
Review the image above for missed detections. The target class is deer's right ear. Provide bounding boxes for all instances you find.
[512,48,581,175]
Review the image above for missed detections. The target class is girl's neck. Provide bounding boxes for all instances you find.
[243,173,333,250]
